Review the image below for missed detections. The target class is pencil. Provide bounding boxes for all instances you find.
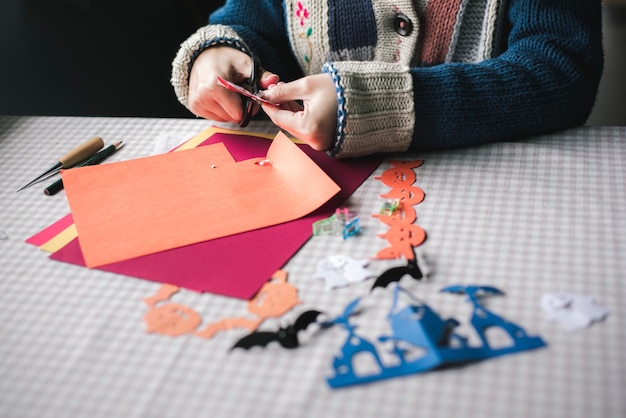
[44,141,124,196]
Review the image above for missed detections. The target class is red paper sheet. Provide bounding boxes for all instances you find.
[36,129,381,299]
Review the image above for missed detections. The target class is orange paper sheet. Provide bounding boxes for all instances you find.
[62,132,340,267]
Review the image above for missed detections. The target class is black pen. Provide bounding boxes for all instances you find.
[44,141,124,196]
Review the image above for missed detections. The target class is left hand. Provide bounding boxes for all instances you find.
[260,74,337,152]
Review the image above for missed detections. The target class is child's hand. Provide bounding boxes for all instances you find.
[261,74,337,152]
[188,47,279,123]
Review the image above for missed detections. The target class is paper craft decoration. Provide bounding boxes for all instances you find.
[368,160,426,289]
[29,127,382,299]
[62,132,340,268]
[143,284,203,337]
[143,270,302,339]
[231,310,322,350]
[372,160,426,260]
[325,284,546,388]
[217,76,278,106]
[541,292,609,332]
[195,270,301,339]
[370,258,423,290]
[313,255,376,290]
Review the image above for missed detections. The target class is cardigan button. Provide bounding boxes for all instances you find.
[394,14,413,36]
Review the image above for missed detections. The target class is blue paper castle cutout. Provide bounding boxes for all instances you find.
[326,284,546,388]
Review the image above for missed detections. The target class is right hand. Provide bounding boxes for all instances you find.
[187,47,279,123]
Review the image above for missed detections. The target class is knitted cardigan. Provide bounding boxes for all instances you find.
[171,0,603,158]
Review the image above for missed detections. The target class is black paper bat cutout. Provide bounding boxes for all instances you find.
[371,257,423,290]
[232,310,322,350]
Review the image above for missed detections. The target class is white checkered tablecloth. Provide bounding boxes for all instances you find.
[0,116,624,418]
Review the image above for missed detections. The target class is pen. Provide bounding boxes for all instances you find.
[17,136,104,192]
[44,141,124,196]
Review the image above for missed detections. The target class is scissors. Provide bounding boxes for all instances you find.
[216,55,278,127]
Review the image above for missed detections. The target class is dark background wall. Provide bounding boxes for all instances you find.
[1,1,624,123]
[0,0,224,117]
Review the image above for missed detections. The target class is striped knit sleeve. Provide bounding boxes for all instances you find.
[407,0,603,151]
[171,25,251,108]
[322,61,415,158]
[171,0,301,110]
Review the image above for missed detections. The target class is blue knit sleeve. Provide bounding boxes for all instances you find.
[209,0,304,83]
[409,0,604,151]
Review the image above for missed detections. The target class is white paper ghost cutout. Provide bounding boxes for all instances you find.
[314,255,376,290]
[540,292,609,332]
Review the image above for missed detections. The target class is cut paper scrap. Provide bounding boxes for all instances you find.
[313,255,376,290]
[33,127,382,299]
[62,131,340,267]
[540,292,609,332]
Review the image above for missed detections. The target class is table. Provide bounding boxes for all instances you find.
[1,116,624,418]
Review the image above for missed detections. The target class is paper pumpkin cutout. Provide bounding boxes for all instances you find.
[375,216,426,260]
[246,270,300,317]
[143,270,301,340]
[144,303,202,336]
[372,160,426,261]
[143,283,201,336]
[374,160,423,188]
[376,160,424,207]
[195,270,301,339]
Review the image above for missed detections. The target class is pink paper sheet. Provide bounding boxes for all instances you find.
[46,131,382,299]
[26,214,74,246]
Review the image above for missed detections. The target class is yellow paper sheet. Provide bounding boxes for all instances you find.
[62,132,340,267]
[39,223,77,253]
